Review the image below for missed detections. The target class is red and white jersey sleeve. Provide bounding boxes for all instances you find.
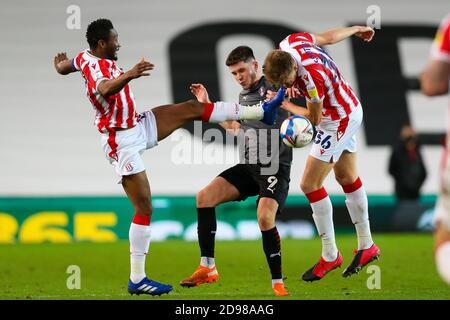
[279,32,360,121]
[73,53,111,91]
[73,50,139,133]
[431,14,450,63]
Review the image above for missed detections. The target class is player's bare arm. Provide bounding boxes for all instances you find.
[281,99,322,125]
[97,57,154,97]
[314,25,375,46]
[54,52,77,75]
[266,89,322,125]
[421,60,450,96]
[190,83,241,133]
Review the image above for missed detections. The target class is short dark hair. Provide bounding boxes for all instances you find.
[225,46,255,66]
[86,19,114,49]
[263,50,296,87]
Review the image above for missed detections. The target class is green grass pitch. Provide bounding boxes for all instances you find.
[1,233,450,300]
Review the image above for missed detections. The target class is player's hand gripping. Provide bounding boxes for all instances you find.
[353,26,375,42]
[127,58,155,79]
[266,88,289,101]
[190,83,211,103]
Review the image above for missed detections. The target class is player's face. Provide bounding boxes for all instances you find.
[283,68,297,88]
[105,29,121,61]
[228,60,258,90]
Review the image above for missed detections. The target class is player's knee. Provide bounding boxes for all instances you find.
[134,197,153,216]
[335,172,353,186]
[196,189,215,208]
[258,216,275,231]
[300,181,317,194]
[257,206,276,230]
[258,217,275,231]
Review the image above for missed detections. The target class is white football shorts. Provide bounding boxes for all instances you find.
[310,105,362,163]
[101,110,158,182]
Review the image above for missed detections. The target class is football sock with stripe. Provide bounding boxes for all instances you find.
[197,207,217,268]
[342,177,374,250]
[129,214,151,284]
[201,102,264,123]
[306,187,339,262]
[262,227,283,283]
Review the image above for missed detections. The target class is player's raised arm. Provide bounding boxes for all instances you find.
[97,57,154,97]
[54,52,77,75]
[314,26,375,46]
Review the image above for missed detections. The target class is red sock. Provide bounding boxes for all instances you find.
[201,103,214,122]
[342,177,362,194]
[132,214,150,226]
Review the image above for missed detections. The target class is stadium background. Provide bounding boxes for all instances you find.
[0,0,447,243]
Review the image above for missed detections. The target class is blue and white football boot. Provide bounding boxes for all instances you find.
[262,86,286,125]
[128,277,173,296]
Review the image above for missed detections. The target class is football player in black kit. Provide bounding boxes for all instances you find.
[180,46,293,296]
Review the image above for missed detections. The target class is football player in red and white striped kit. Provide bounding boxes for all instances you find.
[263,26,380,281]
[421,13,450,285]
[53,18,285,296]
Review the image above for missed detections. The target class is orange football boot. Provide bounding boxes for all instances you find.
[272,283,290,296]
[180,265,219,287]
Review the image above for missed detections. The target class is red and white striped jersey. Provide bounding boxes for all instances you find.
[431,14,450,64]
[72,50,140,133]
[279,32,361,122]
[431,15,450,176]
[430,14,450,159]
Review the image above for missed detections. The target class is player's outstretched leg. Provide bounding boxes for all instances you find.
[123,172,173,296]
[334,152,380,277]
[180,177,240,287]
[151,87,286,142]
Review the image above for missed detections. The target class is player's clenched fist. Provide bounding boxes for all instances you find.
[127,58,155,79]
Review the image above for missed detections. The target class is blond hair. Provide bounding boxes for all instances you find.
[263,50,296,87]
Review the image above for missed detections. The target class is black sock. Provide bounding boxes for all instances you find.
[262,227,282,280]
[197,207,217,258]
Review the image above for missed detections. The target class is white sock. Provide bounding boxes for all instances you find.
[205,101,263,123]
[343,178,374,250]
[129,222,151,283]
[200,256,215,268]
[436,242,450,285]
[307,188,338,262]
[271,279,283,287]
